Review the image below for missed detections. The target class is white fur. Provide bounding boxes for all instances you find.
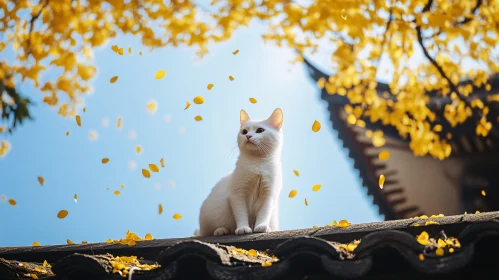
[197,109,284,236]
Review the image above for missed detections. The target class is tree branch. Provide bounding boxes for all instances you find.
[26,0,50,56]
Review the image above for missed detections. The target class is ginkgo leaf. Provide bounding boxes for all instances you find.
[128,47,132,54]
[193,96,204,104]
[74,194,77,203]
[482,190,486,196]
[57,210,69,219]
[66,131,70,136]
[139,51,143,56]
[8,199,16,206]
[341,9,347,20]
[83,107,86,113]
[293,170,300,176]
[312,184,321,192]
[379,174,385,189]
[233,50,239,55]
[102,158,110,164]
[155,70,166,80]
[38,176,44,186]
[142,169,151,178]
[82,241,88,244]
[173,213,182,220]
[117,117,122,128]
[207,84,214,90]
[249,97,257,104]
[378,151,390,161]
[43,260,49,267]
[145,233,153,240]
[158,204,163,214]
[229,76,234,81]
[149,164,159,172]
[67,239,75,245]
[76,115,81,127]
[136,145,141,154]
[121,184,125,189]
[184,101,191,110]
[114,190,120,195]
[194,115,203,121]
[312,120,321,132]
[339,220,350,228]
[110,76,118,83]
[32,241,40,247]
[89,130,98,141]
[288,190,297,198]
[160,158,165,168]
[111,45,119,53]
[147,100,158,114]
[118,48,124,55]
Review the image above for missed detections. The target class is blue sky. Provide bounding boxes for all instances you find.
[0,23,382,246]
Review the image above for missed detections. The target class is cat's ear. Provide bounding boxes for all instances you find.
[267,108,283,130]
[240,110,250,125]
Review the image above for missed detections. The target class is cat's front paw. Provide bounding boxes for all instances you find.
[235,226,252,235]
[253,224,271,233]
[213,227,230,236]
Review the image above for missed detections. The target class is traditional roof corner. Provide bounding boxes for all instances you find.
[1,212,499,279]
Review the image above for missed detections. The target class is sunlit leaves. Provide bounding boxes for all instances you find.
[155,70,166,80]
[8,199,16,206]
[37,176,44,186]
[207,84,214,90]
[57,210,69,219]
[193,96,204,104]
[312,120,321,132]
[249,98,257,104]
[110,76,118,83]
[194,115,203,121]
[142,169,151,178]
[288,190,297,198]
[312,184,321,192]
[0,140,11,158]
[149,164,159,172]
[102,158,110,164]
[173,213,182,220]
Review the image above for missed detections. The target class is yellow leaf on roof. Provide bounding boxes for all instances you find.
[262,261,272,267]
[142,169,151,178]
[193,96,204,104]
[233,50,239,55]
[332,220,338,226]
[102,158,110,164]
[173,213,182,220]
[145,233,153,240]
[379,175,385,189]
[437,238,446,248]
[128,240,136,246]
[32,241,40,247]
[194,115,203,121]
[155,70,166,80]
[378,151,390,161]
[110,76,118,83]
[160,158,165,168]
[312,120,321,132]
[8,199,16,206]
[247,249,257,257]
[76,115,81,127]
[149,164,159,172]
[114,190,120,195]
[312,184,321,192]
[31,274,38,279]
[207,84,214,90]
[158,204,163,214]
[37,176,44,186]
[229,76,234,81]
[338,220,350,228]
[435,247,444,257]
[293,170,300,176]
[419,253,425,261]
[288,190,297,198]
[57,210,69,219]
[249,97,257,104]
[417,231,430,245]
[67,239,75,245]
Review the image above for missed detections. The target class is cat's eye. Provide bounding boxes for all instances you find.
[256,128,265,133]
[241,129,248,135]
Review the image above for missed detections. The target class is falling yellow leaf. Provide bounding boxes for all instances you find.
[136,145,141,154]
[229,76,234,81]
[139,51,143,56]
[114,190,120,195]
[293,170,300,176]
[184,101,191,110]
[67,239,75,245]
[74,194,77,203]
[102,158,110,164]
[149,164,159,172]
[142,169,151,178]
[83,107,86,113]
[121,184,125,189]
[341,8,347,20]
[304,198,308,206]
[57,210,69,219]
[193,96,204,104]
[66,131,70,136]
[89,130,99,141]
[76,115,81,127]
[118,48,124,55]
[110,76,118,83]
[249,97,257,104]
[312,120,321,132]
[111,45,119,53]
[160,158,165,168]
[379,174,385,189]
[207,84,214,90]
[419,253,425,261]
[312,184,321,192]
[233,50,239,55]
[378,151,390,161]
[128,47,132,54]
[338,220,350,228]
[117,117,122,128]
[147,100,158,114]
[262,261,272,267]
[194,115,203,121]
[145,233,153,240]
[155,70,166,80]
[128,240,136,246]
[8,199,16,206]
[288,190,297,198]
[37,176,44,186]
[481,190,486,196]
[173,213,182,220]
[158,204,163,214]
[32,241,40,247]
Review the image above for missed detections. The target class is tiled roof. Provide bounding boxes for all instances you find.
[1,212,499,279]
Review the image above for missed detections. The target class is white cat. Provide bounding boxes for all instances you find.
[197,108,284,236]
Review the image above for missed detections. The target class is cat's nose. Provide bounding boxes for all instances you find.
[246,135,252,140]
